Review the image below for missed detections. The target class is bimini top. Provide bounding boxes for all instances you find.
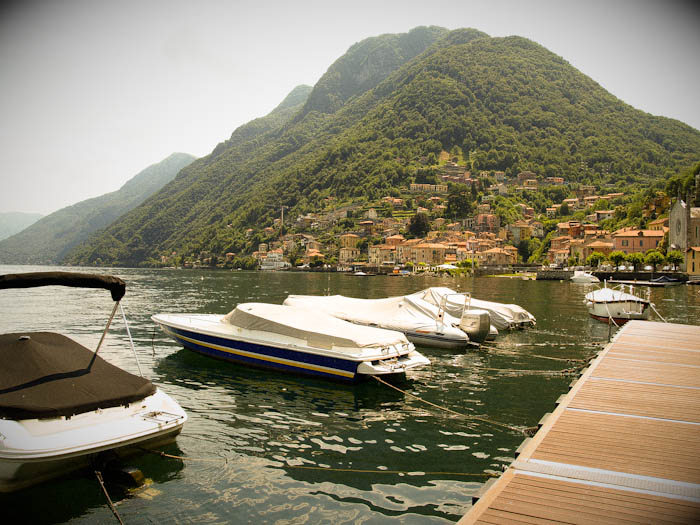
[222,302,409,350]
[0,332,155,420]
[0,272,126,302]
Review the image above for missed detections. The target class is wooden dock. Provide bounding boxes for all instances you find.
[460,320,700,524]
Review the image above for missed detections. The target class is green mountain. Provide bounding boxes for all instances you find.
[65,27,700,267]
[0,152,195,264]
[0,212,44,241]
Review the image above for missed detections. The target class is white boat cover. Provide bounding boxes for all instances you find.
[222,303,409,350]
[571,271,599,283]
[409,287,535,330]
[585,287,648,304]
[283,294,462,335]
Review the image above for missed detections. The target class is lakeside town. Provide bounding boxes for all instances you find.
[160,164,700,278]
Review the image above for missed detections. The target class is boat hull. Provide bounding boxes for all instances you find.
[586,302,650,325]
[0,389,186,492]
[402,330,469,349]
[156,321,425,382]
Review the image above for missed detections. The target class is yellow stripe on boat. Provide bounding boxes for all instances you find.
[171,330,356,379]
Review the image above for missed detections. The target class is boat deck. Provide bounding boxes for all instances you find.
[460,320,700,524]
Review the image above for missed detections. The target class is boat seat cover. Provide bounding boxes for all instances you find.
[223,303,408,350]
[0,332,156,420]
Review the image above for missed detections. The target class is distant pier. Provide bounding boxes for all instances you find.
[460,320,700,524]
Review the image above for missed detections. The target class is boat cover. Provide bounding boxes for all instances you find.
[0,332,155,420]
[410,287,536,330]
[223,303,408,350]
[283,294,459,333]
[585,288,649,303]
[0,272,126,301]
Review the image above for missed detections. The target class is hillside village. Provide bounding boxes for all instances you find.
[160,158,700,277]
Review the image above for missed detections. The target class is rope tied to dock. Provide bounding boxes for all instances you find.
[372,376,535,435]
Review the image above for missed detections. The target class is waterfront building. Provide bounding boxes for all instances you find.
[669,189,700,267]
[612,228,664,254]
[687,247,700,275]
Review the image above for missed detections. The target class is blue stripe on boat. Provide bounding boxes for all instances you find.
[163,325,361,381]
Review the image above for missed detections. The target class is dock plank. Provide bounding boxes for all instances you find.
[461,321,700,524]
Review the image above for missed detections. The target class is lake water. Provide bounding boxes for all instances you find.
[1,265,698,523]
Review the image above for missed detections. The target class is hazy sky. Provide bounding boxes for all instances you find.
[1,0,699,215]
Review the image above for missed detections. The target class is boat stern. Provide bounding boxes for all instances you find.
[356,350,430,376]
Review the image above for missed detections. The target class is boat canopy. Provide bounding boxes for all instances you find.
[0,272,126,302]
[222,303,409,350]
[0,332,155,420]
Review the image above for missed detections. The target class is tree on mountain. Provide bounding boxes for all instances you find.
[446,184,473,219]
[408,212,430,237]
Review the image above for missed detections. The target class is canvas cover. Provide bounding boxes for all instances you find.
[0,272,126,301]
[411,287,535,330]
[585,287,648,304]
[0,332,155,420]
[222,303,408,350]
[283,294,461,332]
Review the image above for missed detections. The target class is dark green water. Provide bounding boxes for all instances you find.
[1,265,698,523]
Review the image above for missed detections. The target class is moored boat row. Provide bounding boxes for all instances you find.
[0,272,537,494]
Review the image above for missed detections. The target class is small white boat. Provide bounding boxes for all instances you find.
[570,271,600,284]
[153,303,430,382]
[0,272,187,492]
[409,287,535,331]
[584,283,651,325]
[283,292,488,347]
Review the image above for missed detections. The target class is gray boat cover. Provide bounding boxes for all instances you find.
[222,303,408,350]
[0,332,155,420]
[410,287,536,330]
[283,294,461,332]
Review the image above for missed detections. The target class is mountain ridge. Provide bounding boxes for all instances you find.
[64,27,700,267]
[0,152,196,264]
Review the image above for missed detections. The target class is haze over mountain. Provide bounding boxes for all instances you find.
[0,213,44,241]
[0,152,195,264]
[64,26,700,267]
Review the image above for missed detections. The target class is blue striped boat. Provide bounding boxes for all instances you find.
[152,303,429,382]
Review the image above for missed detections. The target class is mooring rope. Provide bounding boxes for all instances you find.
[141,448,500,478]
[650,302,667,323]
[95,470,124,525]
[139,447,224,463]
[283,464,498,477]
[372,376,537,435]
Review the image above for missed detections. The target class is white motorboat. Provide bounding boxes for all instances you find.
[0,272,187,492]
[283,292,488,347]
[570,271,600,284]
[409,287,536,331]
[584,283,651,325]
[153,302,430,382]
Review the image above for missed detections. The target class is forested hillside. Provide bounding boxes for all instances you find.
[65,27,700,267]
[0,212,43,241]
[0,152,195,264]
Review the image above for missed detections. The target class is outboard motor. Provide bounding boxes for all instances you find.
[459,308,491,344]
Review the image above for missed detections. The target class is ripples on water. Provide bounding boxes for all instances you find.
[1,265,698,523]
